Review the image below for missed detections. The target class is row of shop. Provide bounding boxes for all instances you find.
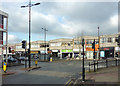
[6,46,119,60]
[51,46,119,59]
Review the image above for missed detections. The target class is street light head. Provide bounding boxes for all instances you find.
[34,3,40,5]
[21,6,26,8]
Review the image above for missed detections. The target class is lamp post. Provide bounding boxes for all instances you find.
[21,0,40,68]
[41,27,48,61]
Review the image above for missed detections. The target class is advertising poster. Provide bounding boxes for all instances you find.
[100,51,105,57]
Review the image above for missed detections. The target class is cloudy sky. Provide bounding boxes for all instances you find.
[0,0,118,44]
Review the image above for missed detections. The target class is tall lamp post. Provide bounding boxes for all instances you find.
[41,27,48,61]
[21,0,40,68]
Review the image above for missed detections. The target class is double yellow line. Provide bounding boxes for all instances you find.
[65,70,90,86]
[65,79,73,86]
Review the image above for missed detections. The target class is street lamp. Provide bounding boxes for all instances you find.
[21,0,40,68]
[41,27,48,61]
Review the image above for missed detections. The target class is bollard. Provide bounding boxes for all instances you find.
[50,57,52,62]
[3,62,7,73]
[35,60,38,67]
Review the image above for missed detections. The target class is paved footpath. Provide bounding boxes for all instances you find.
[74,66,120,86]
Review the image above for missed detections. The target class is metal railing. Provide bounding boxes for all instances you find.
[88,58,120,72]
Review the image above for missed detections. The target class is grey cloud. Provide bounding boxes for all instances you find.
[1,2,118,42]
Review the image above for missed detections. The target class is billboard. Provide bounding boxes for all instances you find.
[0,14,3,45]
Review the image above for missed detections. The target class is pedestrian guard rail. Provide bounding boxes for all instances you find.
[88,58,120,72]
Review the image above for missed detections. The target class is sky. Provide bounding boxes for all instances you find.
[0,0,118,44]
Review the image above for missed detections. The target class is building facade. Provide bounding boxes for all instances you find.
[0,10,8,61]
[7,33,120,60]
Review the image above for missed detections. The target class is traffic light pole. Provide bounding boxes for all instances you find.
[93,39,96,72]
[82,39,85,82]
[22,40,27,68]
[25,48,27,68]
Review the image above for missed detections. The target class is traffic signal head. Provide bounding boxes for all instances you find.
[22,40,26,49]
[9,47,11,53]
[82,39,85,47]
[92,40,95,49]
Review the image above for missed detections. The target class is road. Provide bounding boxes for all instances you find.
[2,60,90,84]
[2,59,118,85]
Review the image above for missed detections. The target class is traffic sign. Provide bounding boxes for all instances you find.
[3,62,7,72]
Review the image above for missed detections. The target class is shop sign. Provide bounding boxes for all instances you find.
[62,49,72,52]
[52,50,58,52]
[115,47,120,51]
[100,51,105,57]
[73,49,79,52]
[104,48,109,50]
[41,51,47,54]
[30,51,38,54]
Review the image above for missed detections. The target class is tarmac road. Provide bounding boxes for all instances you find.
[2,59,117,85]
[2,60,85,84]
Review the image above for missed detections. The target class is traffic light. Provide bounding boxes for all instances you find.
[92,40,95,49]
[117,35,120,47]
[9,47,11,53]
[22,40,26,49]
[82,39,85,47]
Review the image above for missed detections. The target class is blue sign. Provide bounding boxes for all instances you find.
[100,51,105,57]
[4,62,6,65]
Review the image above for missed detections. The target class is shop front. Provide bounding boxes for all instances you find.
[73,49,79,58]
[115,47,120,57]
[100,47,114,58]
[52,50,59,58]
[62,49,73,58]
[86,44,99,59]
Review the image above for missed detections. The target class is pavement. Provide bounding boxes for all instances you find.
[74,66,120,85]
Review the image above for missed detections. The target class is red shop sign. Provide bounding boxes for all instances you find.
[104,48,109,50]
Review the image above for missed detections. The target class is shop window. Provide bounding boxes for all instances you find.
[96,41,98,44]
[68,43,71,46]
[115,37,118,42]
[108,38,112,43]
[74,42,77,45]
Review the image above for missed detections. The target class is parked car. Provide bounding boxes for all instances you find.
[3,56,17,62]
[19,57,28,61]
